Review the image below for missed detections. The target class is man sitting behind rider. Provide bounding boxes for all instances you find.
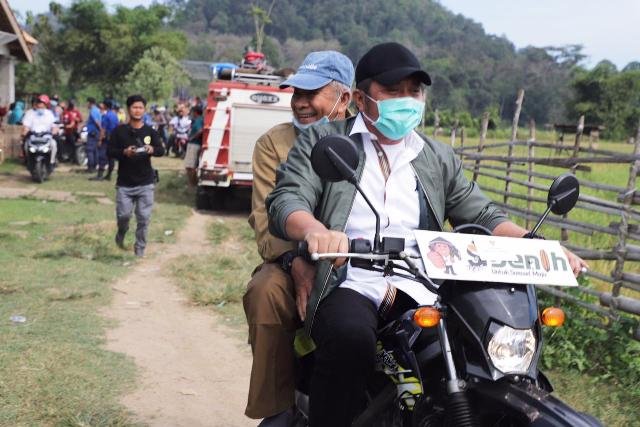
[167,105,191,155]
[243,50,354,427]
[266,42,588,427]
[21,94,58,165]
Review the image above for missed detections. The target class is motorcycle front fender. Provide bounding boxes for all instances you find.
[469,379,602,427]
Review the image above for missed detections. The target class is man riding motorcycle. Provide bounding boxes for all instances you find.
[167,105,191,156]
[244,50,354,427]
[265,42,588,427]
[21,94,58,167]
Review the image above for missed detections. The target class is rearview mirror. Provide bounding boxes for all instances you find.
[548,173,580,215]
[310,135,359,183]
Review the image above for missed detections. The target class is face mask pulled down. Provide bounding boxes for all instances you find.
[362,95,425,141]
[292,95,341,131]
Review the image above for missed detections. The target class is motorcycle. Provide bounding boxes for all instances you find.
[25,132,55,183]
[53,121,69,163]
[74,126,88,166]
[172,131,189,158]
[291,135,602,427]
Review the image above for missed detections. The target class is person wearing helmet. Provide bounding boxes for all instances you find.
[21,94,58,166]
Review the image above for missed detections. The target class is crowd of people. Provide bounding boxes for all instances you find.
[7,94,206,181]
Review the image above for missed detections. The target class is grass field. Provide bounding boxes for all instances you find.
[0,159,191,426]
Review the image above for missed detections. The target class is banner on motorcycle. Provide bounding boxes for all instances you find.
[414,231,578,287]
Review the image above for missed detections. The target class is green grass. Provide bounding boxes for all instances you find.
[547,369,640,427]
[169,216,259,328]
[0,159,191,426]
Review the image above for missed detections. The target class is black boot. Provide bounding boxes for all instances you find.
[89,169,104,181]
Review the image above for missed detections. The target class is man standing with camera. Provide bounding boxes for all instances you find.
[108,94,165,258]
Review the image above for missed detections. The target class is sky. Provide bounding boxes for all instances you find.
[437,0,639,69]
[13,0,640,70]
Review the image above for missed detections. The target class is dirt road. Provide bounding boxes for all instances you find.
[103,211,256,427]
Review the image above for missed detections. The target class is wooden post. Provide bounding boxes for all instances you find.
[611,120,640,302]
[473,112,489,182]
[526,118,536,229]
[504,89,525,204]
[555,132,564,154]
[561,115,584,241]
[571,115,584,173]
[433,109,440,138]
[450,119,459,148]
[459,127,465,160]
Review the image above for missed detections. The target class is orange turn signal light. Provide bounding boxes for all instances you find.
[541,307,565,327]
[413,306,441,328]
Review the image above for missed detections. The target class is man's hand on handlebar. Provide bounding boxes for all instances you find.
[304,229,349,267]
[291,257,316,321]
[562,247,589,277]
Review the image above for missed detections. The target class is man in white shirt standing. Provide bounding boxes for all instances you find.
[21,94,58,166]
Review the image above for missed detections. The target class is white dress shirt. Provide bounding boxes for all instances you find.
[23,109,56,133]
[339,114,437,308]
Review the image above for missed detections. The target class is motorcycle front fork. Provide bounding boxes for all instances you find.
[437,317,463,394]
[437,317,478,427]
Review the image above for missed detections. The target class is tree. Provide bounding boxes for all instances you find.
[250,0,276,53]
[122,47,190,103]
[623,61,640,72]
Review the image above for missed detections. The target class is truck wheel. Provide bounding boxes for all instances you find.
[196,187,212,210]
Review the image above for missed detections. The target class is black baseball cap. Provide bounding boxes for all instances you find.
[355,42,431,86]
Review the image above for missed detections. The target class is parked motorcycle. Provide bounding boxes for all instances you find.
[291,135,601,427]
[74,126,88,166]
[53,121,69,163]
[25,132,55,183]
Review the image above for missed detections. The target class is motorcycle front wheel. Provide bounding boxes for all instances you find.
[75,145,87,166]
[32,159,47,183]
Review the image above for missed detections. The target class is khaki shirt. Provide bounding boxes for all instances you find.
[249,122,298,262]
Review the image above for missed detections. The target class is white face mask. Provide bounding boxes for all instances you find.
[292,94,341,131]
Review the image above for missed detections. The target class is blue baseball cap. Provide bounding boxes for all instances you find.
[280,50,354,90]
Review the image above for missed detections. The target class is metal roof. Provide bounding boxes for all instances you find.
[0,0,34,62]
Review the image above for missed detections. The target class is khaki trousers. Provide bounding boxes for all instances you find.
[242,262,299,419]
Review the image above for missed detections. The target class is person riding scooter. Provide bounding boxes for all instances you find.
[21,94,58,168]
[167,105,191,157]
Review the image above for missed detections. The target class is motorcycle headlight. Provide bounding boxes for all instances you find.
[487,325,536,374]
[41,146,49,153]
[29,146,37,153]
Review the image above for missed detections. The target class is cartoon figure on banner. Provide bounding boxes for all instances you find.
[427,237,462,275]
[467,240,487,270]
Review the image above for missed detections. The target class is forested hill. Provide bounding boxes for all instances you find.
[169,0,582,124]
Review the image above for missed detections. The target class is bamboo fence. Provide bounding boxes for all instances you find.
[451,91,640,340]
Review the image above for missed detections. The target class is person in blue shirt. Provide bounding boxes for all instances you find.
[85,97,103,173]
[8,100,25,125]
[91,99,120,181]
